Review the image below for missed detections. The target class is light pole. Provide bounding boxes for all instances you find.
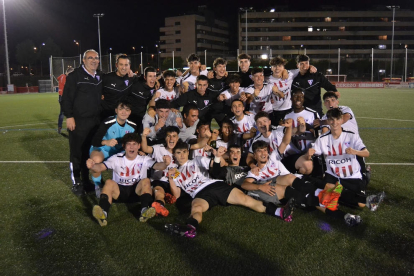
[387,6,399,80]
[74,40,81,56]
[2,0,11,86]
[93,13,104,70]
[240,7,252,55]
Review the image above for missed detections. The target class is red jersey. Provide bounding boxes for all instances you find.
[57,74,67,96]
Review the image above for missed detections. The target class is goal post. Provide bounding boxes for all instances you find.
[326,75,347,82]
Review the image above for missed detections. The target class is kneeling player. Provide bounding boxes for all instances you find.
[308,108,384,211]
[164,140,294,238]
[87,133,171,226]
[89,100,137,197]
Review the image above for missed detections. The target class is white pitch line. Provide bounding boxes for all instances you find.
[366,163,414,166]
[0,122,57,129]
[358,117,414,122]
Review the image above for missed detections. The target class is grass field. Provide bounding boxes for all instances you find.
[0,89,414,276]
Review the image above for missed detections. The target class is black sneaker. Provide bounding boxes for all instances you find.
[279,198,295,222]
[165,223,197,238]
[364,165,371,185]
[72,183,85,197]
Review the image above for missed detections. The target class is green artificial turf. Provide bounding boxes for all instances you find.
[0,89,413,275]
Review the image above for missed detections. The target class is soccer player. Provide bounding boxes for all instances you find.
[243,140,363,226]
[308,108,385,211]
[89,100,137,197]
[292,55,339,117]
[180,53,208,93]
[178,103,200,142]
[246,112,292,170]
[218,74,248,117]
[57,66,74,134]
[230,99,257,155]
[61,49,102,196]
[237,53,254,88]
[164,140,294,238]
[171,75,221,124]
[244,67,285,115]
[208,57,228,93]
[149,70,180,107]
[320,91,358,134]
[282,89,320,175]
[142,99,184,144]
[100,54,135,121]
[87,133,171,226]
[128,67,157,132]
[267,56,316,126]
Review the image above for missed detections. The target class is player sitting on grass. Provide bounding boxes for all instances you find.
[242,140,363,226]
[308,108,385,212]
[89,100,137,197]
[164,140,295,238]
[140,126,211,209]
[87,133,171,226]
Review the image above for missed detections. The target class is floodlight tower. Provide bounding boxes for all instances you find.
[2,0,11,85]
[93,13,104,70]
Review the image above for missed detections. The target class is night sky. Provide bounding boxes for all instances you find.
[1,0,412,62]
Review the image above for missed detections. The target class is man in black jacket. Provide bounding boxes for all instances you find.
[291,55,340,117]
[100,54,135,120]
[171,75,222,124]
[62,49,103,196]
[127,67,157,133]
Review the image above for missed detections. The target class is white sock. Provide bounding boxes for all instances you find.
[275,208,282,217]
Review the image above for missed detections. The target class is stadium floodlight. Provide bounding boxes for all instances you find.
[239,7,253,55]
[386,6,400,80]
[93,13,105,70]
[2,0,11,86]
[270,9,275,12]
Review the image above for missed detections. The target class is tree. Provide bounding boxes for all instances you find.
[15,39,38,74]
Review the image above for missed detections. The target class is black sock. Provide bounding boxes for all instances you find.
[155,199,165,206]
[302,193,320,207]
[340,189,362,206]
[285,186,306,203]
[265,202,277,216]
[99,194,111,214]
[186,217,199,229]
[291,178,314,194]
[303,175,326,189]
[325,208,346,219]
[140,193,153,209]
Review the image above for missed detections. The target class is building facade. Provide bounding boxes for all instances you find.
[160,9,230,61]
[238,8,414,62]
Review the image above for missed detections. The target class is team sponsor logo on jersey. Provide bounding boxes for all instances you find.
[125,80,129,86]
[111,83,116,87]
[84,77,89,80]
[193,100,197,104]
[204,100,209,106]
[328,158,352,164]
[308,80,313,85]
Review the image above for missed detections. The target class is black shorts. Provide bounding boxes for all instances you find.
[194,181,234,209]
[113,183,140,203]
[281,154,301,173]
[324,173,366,194]
[152,180,171,194]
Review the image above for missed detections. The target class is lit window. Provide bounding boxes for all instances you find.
[339,26,345,31]
[379,35,387,40]
[378,45,387,50]
[325,17,331,22]
[282,36,291,41]
[308,26,313,32]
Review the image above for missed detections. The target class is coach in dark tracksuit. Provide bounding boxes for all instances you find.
[171,75,222,124]
[62,50,103,196]
[291,54,339,117]
[100,55,135,121]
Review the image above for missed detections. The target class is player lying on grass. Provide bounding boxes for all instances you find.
[164,140,295,238]
[242,140,363,226]
[89,100,137,197]
[307,108,384,211]
[140,125,212,213]
[87,133,171,226]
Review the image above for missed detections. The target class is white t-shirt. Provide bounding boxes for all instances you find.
[244,83,273,114]
[321,106,359,134]
[313,129,366,179]
[267,69,299,111]
[155,87,179,102]
[151,144,178,182]
[220,88,245,107]
[104,153,156,186]
[170,156,219,198]
[231,114,256,148]
[180,70,208,91]
[245,151,290,183]
[284,107,319,152]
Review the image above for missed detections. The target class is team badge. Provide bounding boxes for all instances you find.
[150,89,155,95]
[125,80,129,86]
[308,80,313,85]
[125,131,130,134]
[345,142,351,147]
[204,100,209,106]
